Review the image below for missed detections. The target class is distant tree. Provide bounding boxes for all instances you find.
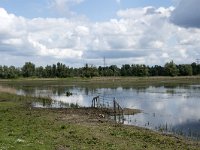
[8,66,20,78]
[35,66,45,78]
[0,66,3,78]
[22,62,35,77]
[98,66,104,76]
[191,62,200,75]
[2,66,9,79]
[104,67,114,76]
[177,64,193,76]
[2,61,200,79]
[121,64,131,76]
[45,65,52,78]
[82,64,98,78]
[149,65,165,76]
[164,61,179,77]
[131,64,149,77]
[72,68,81,77]
[52,64,57,77]
[109,65,120,76]
[56,62,62,77]
[0,65,21,79]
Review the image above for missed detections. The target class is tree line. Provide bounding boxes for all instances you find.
[0,61,200,79]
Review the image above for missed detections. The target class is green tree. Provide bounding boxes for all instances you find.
[8,66,20,78]
[45,65,52,78]
[149,65,165,76]
[0,66,3,78]
[52,64,57,77]
[56,62,67,78]
[121,64,131,76]
[109,65,120,76]
[2,66,9,79]
[0,65,21,79]
[191,62,200,75]
[131,64,149,76]
[164,61,179,77]
[35,66,45,78]
[82,64,98,78]
[22,62,35,77]
[177,64,193,76]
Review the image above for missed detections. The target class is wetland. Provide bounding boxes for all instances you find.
[1,77,200,149]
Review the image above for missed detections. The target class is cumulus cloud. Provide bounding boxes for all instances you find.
[0,8,84,60]
[171,0,200,28]
[0,6,200,66]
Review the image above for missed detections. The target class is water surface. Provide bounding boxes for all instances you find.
[4,83,200,139]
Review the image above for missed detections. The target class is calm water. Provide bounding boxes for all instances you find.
[9,84,200,139]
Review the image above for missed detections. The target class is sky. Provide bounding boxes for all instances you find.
[0,0,200,67]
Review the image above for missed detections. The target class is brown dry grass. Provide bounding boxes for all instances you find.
[0,85,16,94]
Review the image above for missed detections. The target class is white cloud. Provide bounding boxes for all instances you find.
[0,6,200,67]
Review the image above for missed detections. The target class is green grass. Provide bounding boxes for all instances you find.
[1,76,200,89]
[0,92,199,150]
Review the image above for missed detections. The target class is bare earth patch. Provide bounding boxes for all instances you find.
[37,108,116,125]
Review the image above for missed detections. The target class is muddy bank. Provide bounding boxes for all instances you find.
[31,107,131,125]
[32,106,141,123]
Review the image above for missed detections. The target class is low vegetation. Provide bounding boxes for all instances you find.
[0,91,200,150]
[1,76,200,89]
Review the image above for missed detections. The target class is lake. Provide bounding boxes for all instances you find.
[3,82,200,139]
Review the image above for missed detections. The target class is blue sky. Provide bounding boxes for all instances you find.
[0,0,173,20]
[74,0,173,21]
[0,0,200,67]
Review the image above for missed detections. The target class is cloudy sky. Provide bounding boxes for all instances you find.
[0,0,200,67]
